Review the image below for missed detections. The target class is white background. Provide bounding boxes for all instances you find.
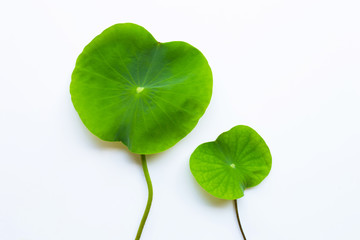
[1,0,360,239]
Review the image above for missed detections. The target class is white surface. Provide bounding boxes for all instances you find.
[1,0,360,239]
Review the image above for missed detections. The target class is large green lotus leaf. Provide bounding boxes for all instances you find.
[190,125,271,200]
[71,23,212,154]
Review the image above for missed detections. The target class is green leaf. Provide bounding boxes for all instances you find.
[70,23,213,154]
[190,125,272,200]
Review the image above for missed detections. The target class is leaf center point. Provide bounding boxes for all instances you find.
[136,87,145,93]
[230,163,236,169]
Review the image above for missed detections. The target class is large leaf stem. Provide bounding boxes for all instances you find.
[135,154,153,240]
[234,200,247,240]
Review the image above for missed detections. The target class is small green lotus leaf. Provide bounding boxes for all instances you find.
[190,125,271,200]
[70,23,212,154]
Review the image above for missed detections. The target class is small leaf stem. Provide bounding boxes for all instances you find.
[135,154,153,240]
[234,199,247,240]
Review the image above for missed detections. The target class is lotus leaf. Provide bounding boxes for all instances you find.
[190,125,272,200]
[70,23,212,154]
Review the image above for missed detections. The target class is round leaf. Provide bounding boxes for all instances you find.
[190,125,272,200]
[70,23,213,154]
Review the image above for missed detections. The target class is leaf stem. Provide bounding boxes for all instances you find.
[135,154,153,240]
[234,199,247,240]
